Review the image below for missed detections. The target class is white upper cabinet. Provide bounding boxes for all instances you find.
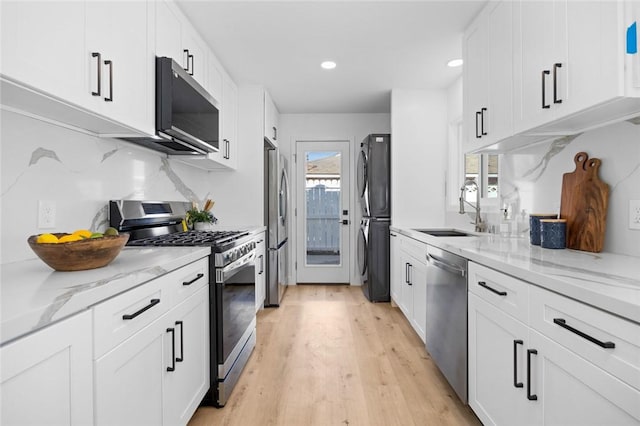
[155,0,183,62]
[85,1,153,134]
[264,90,280,146]
[221,74,239,168]
[465,0,640,153]
[1,0,153,135]
[207,53,223,103]
[1,1,86,107]
[181,26,208,89]
[463,1,513,152]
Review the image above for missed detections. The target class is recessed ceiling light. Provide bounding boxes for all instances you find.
[321,61,337,70]
[447,59,463,68]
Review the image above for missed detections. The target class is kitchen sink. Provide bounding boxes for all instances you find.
[412,229,472,237]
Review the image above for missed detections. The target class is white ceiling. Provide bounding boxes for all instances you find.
[177,1,486,114]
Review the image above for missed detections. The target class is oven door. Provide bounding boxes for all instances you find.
[215,252,256,381]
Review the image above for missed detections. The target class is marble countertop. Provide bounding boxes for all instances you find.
[0,246,210,346]
[391,227,640,324]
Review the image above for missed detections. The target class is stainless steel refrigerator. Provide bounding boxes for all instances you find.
[264,145,289,306]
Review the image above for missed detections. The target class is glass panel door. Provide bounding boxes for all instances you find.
[295,141,350,283]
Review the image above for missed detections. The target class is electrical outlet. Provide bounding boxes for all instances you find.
[38,200,56,229]
[630,200,640,230]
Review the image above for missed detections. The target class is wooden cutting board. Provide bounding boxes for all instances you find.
[560,153,609,252]
[560,152,589,219]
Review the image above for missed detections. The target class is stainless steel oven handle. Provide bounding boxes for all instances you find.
[427,254,466,277]
[217,251,256,283]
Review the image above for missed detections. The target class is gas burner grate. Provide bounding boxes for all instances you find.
[128,230,249,247]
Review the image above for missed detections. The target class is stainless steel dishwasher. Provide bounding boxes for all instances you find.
[425,245,468,403]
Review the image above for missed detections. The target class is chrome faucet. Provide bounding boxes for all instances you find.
[459,179,486,232]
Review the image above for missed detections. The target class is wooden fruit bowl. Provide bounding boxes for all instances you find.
[27,233,129,271]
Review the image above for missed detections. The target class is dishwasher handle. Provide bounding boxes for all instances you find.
[427,253,466,277]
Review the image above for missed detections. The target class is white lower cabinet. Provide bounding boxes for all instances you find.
[389,231,400,302]
[0,310,94,426]
[468,293,532,426]
[95,285,209,426]
[394,234,427,342]
[255,232,267,311]
[528,329,640,425]
[468,261,640,425]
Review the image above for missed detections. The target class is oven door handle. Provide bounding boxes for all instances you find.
[217,252,256,283]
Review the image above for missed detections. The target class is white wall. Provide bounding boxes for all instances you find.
[390,89,448,228]
[499,122,640,257]
[278,113,391,285]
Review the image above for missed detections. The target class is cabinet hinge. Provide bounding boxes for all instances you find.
[295,261,297,270]
[295,207,297,217]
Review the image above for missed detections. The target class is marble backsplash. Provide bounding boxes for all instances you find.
[490,120,640,257]
[1,110,224,264]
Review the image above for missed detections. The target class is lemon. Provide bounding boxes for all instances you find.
[58,234,82,243]
[37,233,59,244]
[72,229,92,239]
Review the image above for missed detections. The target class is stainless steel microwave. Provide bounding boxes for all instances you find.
[122,57,219,155]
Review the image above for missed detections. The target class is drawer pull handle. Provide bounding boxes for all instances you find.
[513,339,523,388]
[183,273,204,286]
[542,70,550,109]
[175,321,184,362]
[478,281,507,296]
[122,298,160,320]
[553,318,615,349]
[527,349,538,400]
[166,327,176,372]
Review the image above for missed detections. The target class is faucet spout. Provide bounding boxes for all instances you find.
[459,179,485,232]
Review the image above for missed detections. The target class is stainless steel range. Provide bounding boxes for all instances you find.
[109,200,257,407]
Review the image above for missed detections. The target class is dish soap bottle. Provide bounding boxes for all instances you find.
[500,205,511,237]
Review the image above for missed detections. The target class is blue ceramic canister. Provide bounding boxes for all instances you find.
[529,214,557,245]
[540,219,567,249]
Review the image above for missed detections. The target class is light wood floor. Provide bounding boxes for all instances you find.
[189,285,480,426]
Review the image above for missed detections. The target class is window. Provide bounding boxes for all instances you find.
[464,154,499,203]
[447,120,500,209]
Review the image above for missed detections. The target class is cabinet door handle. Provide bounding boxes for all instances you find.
[553,63,562,104]
[166,327,176,371]
[553,318,615,349]
[480,107,487,136]
[225,139,230,159]
[542,70,550,109]
[183,273,204,286]
[188,54,194,76]
[408,263,413,285]
[183,49,190,72]
[122,298,160,320]
[478,281,507,296]
[91,52,101,96]
[273,126,277,141]
[258,255,264,274]
[104,60,113,102]
[526,349,538,400]
[475,111,482,138]
[175,321,184,362]
[405,263,409,284]
[513,339,524,388]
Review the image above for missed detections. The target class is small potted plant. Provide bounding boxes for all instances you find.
[186,199,218,231]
